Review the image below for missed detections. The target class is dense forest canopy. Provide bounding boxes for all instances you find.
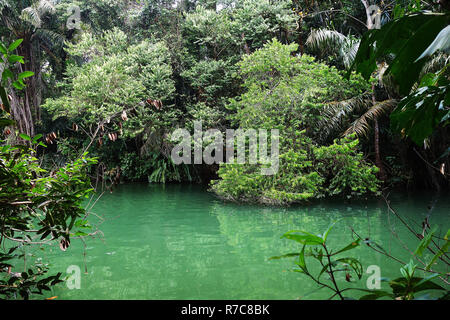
[0,0,448,200]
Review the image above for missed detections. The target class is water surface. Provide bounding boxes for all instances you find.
[36,184,449,299]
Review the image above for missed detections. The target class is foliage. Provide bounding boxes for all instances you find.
[211,40,379,205]
[120,152,194,183]
[0,39,35,115]
[0,39,97,299]
[349,12,450,146]
[41,28,188,183]
[272,220,449,300]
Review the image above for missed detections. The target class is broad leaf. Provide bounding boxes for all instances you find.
[349,13,450,95]
[321,219,342,243]
[416,25,450,61]
[414,227,437,257]
[8,39,23,52]
[333,238,361,256]
[391,84,450,146]
[18,71,34,80]
[282,230,324,245]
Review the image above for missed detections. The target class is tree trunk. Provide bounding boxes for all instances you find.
[373,117,387,181]
[9,35,42,136]
[364,1,386,181]
[372,83,387,181]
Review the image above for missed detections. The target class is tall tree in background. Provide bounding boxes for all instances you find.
[0,0,64,136]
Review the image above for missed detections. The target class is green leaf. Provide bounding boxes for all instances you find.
[318,261,337,280]
[2,68,14,82]
[415,227,436,257]
[322,219,342,243]
[419,73,439,88]
[268,253,299,260]
[349,13,450,95]
[73,231,89,237]
[333,238,361,256]
[12,80,25,90]
[416,25,450,61]
[8,39,23,52]
[413,273,445,292]
[32,134,43,143]
[19,133,32,141]
[356,289,394,300]
[0,118,15,128]
[400,260,417,280]
[391,83,449,146]
[0,43,7,55]
[8,54,25,64]
[18,71,34,80]
[336,257,363,280]
[297,244,307,273]
[281,230,324,245]
[426,238,449,270]
[0,85,11,113]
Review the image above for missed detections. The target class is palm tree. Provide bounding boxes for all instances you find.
[305,0,399,181]
[0,0,64,136]
[307,29,394,180]
[306,29,360,69]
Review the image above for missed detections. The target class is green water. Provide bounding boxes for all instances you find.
[36,184,449,299]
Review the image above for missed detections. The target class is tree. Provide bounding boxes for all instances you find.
[0,0,65,136]
[211,40,379,205]
[0,39,98,300]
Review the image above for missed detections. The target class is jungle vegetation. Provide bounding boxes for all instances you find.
[0,0,449,299]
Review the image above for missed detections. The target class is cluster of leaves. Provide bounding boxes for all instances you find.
[272,220,449,300]
[211,40,379,205]
[0,140,96,299]
[120,152,194,183]
[0,39,35,93]
[179,0,298,123]
[1,39,97,299]
[349,12,450,146]
[41,28,189,183]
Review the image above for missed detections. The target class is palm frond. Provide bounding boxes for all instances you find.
[21,6,42,28]
[341,39,360,69]
[36,28,65,47]
[306,29,360,69]
[306,29,347,54]
[317,92,372,142]
[421,52,450,75]
[344,99,398,137]
[20,0,56,28]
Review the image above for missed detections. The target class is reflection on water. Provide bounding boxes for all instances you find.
[32,184,449,299]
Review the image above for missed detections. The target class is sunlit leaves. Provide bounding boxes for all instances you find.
[7,39,23,52]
